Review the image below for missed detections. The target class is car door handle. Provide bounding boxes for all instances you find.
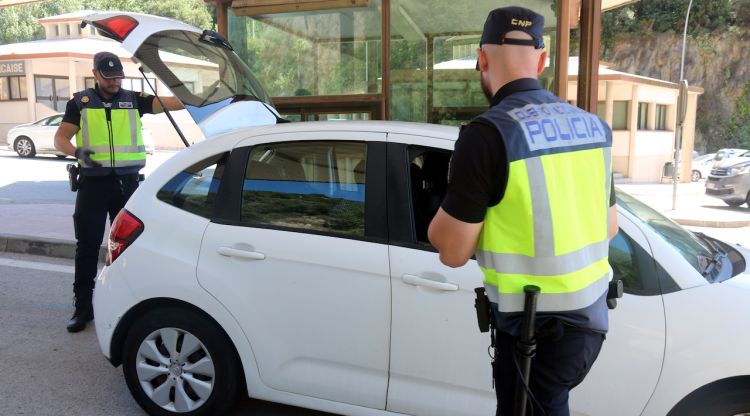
[401,274,458,291]
[217,246,265,260]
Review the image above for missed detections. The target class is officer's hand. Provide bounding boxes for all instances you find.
[74,147,102,168]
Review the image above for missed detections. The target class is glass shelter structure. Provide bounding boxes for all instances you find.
[208,0,630,124]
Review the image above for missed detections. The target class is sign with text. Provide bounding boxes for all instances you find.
[0,61,25,76]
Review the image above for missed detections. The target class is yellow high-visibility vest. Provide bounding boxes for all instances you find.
[474,85,612,331]
[74,88,145,172]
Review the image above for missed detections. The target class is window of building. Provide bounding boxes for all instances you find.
[241,141,367,237]
[612,101,629,130]
[637,102,649,130]
[596,101,605,119]
[34,76,69,112]
[0,76,27,101]
[655,104,668,130]
[64,24,70,37]
[53,25,59,38]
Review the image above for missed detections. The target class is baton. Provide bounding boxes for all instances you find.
[514,285,540,416]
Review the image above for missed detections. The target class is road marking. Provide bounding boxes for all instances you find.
[0,258,74,274]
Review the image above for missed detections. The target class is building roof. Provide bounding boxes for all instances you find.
[38,10,97,24]
[0,37,130,61]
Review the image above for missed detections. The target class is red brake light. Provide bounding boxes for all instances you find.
[94,16,138,41]
[107,209,144,266]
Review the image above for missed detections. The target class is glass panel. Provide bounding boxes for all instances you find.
[121,78,133,91]
[616,190,711,275]
[612,101,628,130]
[596,101,605,119]
[136,30,272,122]
[18,76,26,99]
[228,1,382,97]
[241,141,367,236]
[637,102,648,130]
[390,0,557,124]
[84,77,96,90]
[656,104,667,130]
[55,78,69,112]
[35,76,53,100]
[0,78,9,100]
[305,112,370,121]
[409,147,452,244]
[156,153,227,219]
[608,231,643,291]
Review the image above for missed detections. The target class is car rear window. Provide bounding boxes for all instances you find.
[157,153,228,218]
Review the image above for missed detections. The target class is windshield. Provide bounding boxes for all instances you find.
[134,30,272,124]
[616,190,713,274]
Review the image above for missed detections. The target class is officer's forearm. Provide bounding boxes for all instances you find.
[54,133,77,157]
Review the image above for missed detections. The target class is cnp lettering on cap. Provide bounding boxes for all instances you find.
[511,18,533,28]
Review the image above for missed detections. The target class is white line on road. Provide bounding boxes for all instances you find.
[0,257,74,274]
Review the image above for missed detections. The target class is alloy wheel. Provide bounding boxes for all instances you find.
[15,138,33,157]
[135,327,216,413]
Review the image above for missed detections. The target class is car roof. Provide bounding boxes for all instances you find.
[216,120,461,142]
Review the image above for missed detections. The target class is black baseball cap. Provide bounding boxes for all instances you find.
[93,51,124,79]
[479,6,545,49]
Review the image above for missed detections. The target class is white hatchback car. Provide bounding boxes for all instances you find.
[7,113,155,158]
[89,12,750,416]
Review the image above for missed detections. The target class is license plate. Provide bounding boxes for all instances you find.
[706,182,716,189]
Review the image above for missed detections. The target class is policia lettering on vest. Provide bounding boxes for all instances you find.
[428,7,619,416]
[54,51,184,333]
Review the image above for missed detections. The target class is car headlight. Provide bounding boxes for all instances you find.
[729,163,750,175]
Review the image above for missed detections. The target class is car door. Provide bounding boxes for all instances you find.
[36,114,62,151]
[569,212,668,415]
[196,132,392,409]
[385,135,496,416]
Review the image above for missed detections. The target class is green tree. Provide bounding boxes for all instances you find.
[724,81,750,149]
[0,0,212,45]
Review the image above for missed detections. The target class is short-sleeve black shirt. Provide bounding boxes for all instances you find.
[62,87,156,127]
[441,78,616,224]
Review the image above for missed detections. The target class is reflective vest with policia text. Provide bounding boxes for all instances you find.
[73,88,146,175]
[475,86,613,335]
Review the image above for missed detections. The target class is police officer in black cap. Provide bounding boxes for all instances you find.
[54,51,183,332]
[428,6,618,416]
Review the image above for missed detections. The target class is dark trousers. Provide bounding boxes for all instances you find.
[72,173,139,309]
[493,321,605,416]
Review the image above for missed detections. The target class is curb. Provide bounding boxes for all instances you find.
[0,233,106,262]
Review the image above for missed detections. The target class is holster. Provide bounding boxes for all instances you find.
[474,287,494,333]
[66,163,80,192]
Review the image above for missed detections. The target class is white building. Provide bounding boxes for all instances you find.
[0,11,203,150]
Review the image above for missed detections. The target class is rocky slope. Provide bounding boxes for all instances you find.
[606,29,750,150]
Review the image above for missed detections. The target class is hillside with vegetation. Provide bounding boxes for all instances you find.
[596,0,750,152]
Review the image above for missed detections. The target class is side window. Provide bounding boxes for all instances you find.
[609,231,643,291]
[156,153,227,218]
[241,141,366,237]
[409,147,452,244]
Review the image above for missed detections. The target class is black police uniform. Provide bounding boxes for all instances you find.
[61,87,154,330]
[442,78,616,416]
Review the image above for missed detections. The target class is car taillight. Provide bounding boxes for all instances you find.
[107,209,144,266]
[92,15,138,41]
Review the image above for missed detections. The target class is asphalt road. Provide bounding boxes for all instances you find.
[0,252,335,416]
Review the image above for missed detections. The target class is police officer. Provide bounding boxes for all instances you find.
[428,7,618,416]
[54,51,183,333]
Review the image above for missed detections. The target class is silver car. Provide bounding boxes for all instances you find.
[705,151,750,207]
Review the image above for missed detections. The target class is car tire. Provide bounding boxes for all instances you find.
[691,170,701,181]
[13,136,36,158]
[724,199,745,207]
[122,307,240,416]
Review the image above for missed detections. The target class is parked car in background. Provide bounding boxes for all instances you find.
[706,150,750,207]
[7,113,155,158]
[712,148,748,165]
[690,153,716,181]
[86,11,750,416]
